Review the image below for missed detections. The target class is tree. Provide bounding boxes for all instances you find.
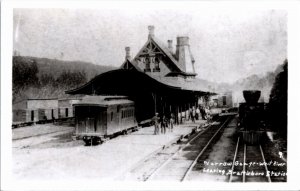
[56,70,87,88]
[13,57,39,101]
[40,74,56,86]
[268,59,287,138]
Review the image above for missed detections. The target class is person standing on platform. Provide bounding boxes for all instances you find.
[170,113,175,132]
[152,113,160,135]
[161,115,167,134]
[196,107,200,120]
[186,109,190,121]
[177,112,181,125]
[206,106,211,122]
[191,107,196,123]
[181,110,186,123]
[200,106,206,120]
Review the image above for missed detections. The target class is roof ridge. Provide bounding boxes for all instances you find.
[150,36,184,72]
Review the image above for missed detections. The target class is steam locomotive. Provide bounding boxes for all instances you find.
[238,90,267,144]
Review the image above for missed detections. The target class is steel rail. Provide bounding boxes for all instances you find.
[181,116,232,181]
[243,144,246,183]
[229,136,240,182]
[259,145,272,183]
[145,118,221,181]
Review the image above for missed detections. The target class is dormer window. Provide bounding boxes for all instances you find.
[153,57,160,72]
[144,57,151,72]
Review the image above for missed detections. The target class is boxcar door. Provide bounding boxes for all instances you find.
[85,117,95,133]
[96,109,107,135]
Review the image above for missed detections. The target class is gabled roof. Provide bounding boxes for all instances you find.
[120,59,142,72]
[147,74,211,92]
[66,69,214,96]
[130,36,196,77]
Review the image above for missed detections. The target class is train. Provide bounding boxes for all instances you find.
[12,98,81,128]
[238,90,267,145]
[73,95,138,145]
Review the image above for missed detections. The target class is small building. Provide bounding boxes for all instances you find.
[13,98,59,122]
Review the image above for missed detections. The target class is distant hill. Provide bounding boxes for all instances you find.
[207,63,285,104]
[14,56,116,81]
[12,56,116,102]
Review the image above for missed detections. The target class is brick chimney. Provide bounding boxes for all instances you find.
[167,40,173,53]
[148,25,155,39]
[175,36,195,73]
[125,47,131,60]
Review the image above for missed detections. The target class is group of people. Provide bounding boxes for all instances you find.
[177,106,211,124]
[152,113,175,135]
[152,105,211,135]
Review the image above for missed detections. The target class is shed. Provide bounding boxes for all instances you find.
[13,98,59,122]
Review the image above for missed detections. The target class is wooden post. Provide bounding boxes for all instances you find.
[152,93,157,114]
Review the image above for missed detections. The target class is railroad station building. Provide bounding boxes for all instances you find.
[66,26,214,123]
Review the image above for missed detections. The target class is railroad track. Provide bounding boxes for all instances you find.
[145,114,234,182]
[229,137,287,183]
[12,117,74,129]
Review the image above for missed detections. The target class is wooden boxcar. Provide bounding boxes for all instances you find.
[13,109,39,123]
[74,96,137,144]
[58,107,73,118]
[38,108,59,120]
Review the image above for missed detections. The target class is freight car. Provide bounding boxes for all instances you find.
[238,90,266,144]
[73,95,138,145]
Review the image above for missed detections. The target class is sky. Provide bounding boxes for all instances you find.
[13,8,287,83]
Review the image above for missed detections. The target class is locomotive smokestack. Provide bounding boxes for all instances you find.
[243,90,261,104]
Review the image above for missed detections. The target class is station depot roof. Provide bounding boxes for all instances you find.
[73,95,134,107]
[66,69,215,96]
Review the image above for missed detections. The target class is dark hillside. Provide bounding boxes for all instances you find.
[12,56,116,102]
[14,56,116,80]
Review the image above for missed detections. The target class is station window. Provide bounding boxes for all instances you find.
[111,112,113,121]
[144,57,151,72]
[153,57,160,72]
[65,108,69,117]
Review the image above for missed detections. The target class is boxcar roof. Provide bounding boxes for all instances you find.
[73,95,133,107]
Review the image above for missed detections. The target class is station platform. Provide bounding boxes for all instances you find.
[12,119,207,180]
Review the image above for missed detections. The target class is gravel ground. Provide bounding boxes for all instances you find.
[12,122,199,181]
[187,118,238,182]
[12,123,74,140]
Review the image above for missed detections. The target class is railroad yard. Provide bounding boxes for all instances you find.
[13,120,203,180]
[12,115,286,182]
[1,5,294,191]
